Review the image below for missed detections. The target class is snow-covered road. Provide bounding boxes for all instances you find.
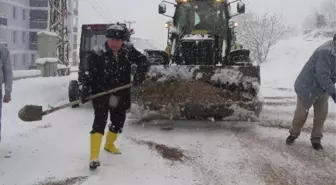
[0,35,335,185]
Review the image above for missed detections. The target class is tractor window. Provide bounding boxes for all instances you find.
[194,13,200,26]
[174,5,189,34]
[193,2,225,32]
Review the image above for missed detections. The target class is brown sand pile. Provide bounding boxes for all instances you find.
[132,79,241,106]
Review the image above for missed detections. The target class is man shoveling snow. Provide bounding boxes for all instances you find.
[286,33,336,150]
[80,23,147,170]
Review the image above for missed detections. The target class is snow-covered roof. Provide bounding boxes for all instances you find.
[57,64,68,69]
[37,31,58,37]
[35,57,59,64]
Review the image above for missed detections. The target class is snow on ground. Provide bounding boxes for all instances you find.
[0,34,335,185]
[12,66,79,80]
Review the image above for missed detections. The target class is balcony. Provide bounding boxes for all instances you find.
[29,42,37,50]
[29,9,48,29]
[29,0,48,7]
[29,19,47,29]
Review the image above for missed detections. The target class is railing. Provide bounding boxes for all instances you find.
[29,0,48,7]
[29,20,47,29]
[29,42,37,50]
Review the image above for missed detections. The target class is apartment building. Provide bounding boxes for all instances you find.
[68,0,79,65]
[0,0,78,70]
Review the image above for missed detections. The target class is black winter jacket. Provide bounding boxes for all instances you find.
[82,41,148,110]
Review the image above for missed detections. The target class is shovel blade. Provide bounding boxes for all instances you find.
[18,105,43,122]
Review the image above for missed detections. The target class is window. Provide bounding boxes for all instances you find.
[12,31,17,43]
[29,10,48,29]
[22,9,26,20]
[22,54,26,66]
[31,54,36,64]
[29,32,38,50]
[12,7,16,19]
[73,35,77,44]
[73,17,78,26]
[12,55,17,67]
[0,17,7,26]
[22,32,26,43]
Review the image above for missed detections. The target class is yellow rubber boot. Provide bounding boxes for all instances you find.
[89,133,103,170]
[104,131,121,154]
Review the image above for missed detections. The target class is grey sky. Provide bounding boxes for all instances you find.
[78,0,316,48]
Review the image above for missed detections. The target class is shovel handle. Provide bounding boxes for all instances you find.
[41,83,132,116]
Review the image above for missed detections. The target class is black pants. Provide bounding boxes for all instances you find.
[90,95,126,135]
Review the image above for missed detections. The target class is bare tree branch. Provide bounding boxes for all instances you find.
[237,13,292,63]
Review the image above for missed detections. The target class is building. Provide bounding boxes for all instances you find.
[0,0,78,70]
[67,0,79,66]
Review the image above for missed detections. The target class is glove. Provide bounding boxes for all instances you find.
[80,86,90,104]
[331,93,336,103]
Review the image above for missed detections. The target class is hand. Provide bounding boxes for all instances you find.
[80,87,90,104]
[3,94,11,103]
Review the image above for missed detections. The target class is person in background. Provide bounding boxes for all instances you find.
[286,34,336,150]
[80,23,148,170]
[0,44,13,143]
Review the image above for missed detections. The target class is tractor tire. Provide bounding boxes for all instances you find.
[68,80,80,108]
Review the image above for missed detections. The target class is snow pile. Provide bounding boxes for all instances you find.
[181,34,214,41]
[1,74,77,144]
[35,57,59,64]
[57,64,68,69]
[303,28,335,39]
[147,65,199,82]
[211,67,260,94]
[132,65,262,121]
[13,70,41,79]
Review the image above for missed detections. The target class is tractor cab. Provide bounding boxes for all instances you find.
[158,0,246,65]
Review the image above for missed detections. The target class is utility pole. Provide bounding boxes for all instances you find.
[124,20,135,29]
[49,0,69,67]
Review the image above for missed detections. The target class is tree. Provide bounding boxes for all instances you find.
[303,12,329,31]
[316,13,327,28]
[237,13,292,63]
[320,0,336,27]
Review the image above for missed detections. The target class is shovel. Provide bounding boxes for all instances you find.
[18,83,132,122]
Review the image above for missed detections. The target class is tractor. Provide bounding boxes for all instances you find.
[133,0,262,120]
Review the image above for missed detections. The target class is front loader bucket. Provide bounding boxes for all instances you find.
[132,64,262,121]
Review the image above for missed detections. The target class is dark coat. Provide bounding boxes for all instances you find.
[82,41,147,111]
[294,40,336,109]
